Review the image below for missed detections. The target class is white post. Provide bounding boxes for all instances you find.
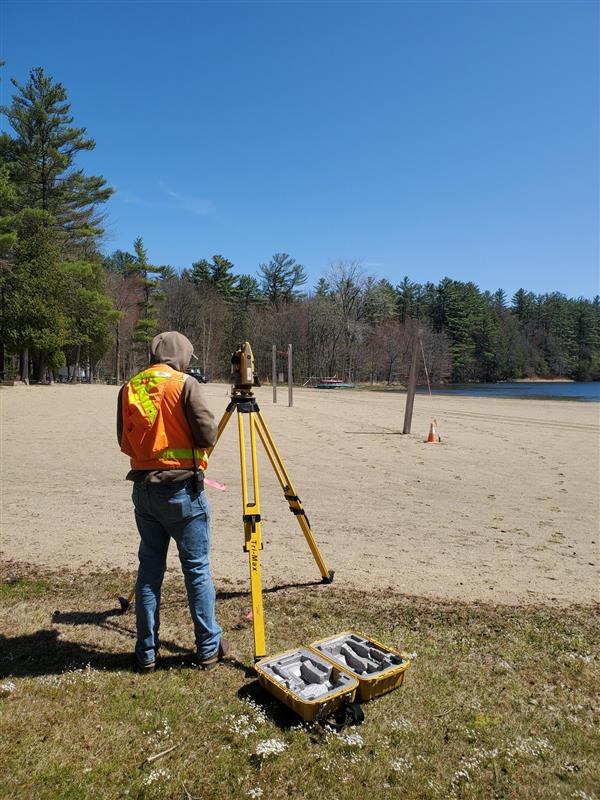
[272,344,277,403]
[288,343,293,407]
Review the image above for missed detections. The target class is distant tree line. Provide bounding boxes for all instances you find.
[1,66,598,386]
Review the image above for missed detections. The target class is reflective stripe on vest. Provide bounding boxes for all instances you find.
[155,448,209,471]
[126,369,174,427]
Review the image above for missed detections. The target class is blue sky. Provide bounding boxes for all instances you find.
[2,0,598,298]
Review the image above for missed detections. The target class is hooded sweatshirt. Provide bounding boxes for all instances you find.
[116,331,217,484]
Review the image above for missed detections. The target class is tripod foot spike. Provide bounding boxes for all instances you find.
[118,596,131,614]
[322,570,335,584]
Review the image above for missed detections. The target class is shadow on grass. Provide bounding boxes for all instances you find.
[0,578,334,682]
[216,578,329,601]
[237,680,303,730]
[0,629,253,679]
[0,629,133,678]
[236,681,352,732]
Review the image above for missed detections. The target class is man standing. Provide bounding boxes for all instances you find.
[117,331,228,672]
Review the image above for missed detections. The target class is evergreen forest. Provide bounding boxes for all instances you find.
[1,67,599,386]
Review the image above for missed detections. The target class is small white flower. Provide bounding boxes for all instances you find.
[247,789,264,798]
[337,732,364,748]
[406,651,417,661]
[451,767,471,787]
[243,698,268,724]
[143,768,170,786]
[390,756,412,772]
[255,738,287,757]
[0,681,16,694]
[390,717,413,732]
[227,713,258,738]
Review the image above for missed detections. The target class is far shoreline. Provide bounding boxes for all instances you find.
[513,377,575,383]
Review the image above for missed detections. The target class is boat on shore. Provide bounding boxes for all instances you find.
[316,377,356,389]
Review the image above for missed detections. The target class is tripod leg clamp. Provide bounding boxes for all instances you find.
[288,506,311,527]
[243,514,261,532]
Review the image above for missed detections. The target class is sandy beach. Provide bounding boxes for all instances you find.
[1,383,598,605]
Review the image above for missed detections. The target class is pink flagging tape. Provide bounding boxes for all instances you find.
[205,478,227,492]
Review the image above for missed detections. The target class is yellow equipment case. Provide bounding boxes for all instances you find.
[255,647,359,722]
[309,631,410,701]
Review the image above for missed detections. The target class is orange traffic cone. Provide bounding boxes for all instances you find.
[427,419,440,443]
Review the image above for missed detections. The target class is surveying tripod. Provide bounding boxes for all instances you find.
[119,342,334,662]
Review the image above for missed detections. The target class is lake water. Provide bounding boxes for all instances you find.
[416,382,600,402]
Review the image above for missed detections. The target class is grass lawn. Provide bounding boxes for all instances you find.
[0,562,598,800]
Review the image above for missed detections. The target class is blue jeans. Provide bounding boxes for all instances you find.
[132,482,222,664]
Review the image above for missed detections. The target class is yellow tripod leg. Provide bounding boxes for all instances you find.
[206,405,235,457]
[237,409,267,660]
[254,410,334,584]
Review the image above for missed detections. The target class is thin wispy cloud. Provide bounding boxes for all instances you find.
[118,189,146,206]
[158,180,215,216]
[114,183,215,216]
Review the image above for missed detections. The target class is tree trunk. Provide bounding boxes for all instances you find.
[35,354,46,383]
[114,322,121,383]
[20,348,29,384]
[70,344,81,383]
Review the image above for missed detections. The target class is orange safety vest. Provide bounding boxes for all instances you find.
[120,364,209,471]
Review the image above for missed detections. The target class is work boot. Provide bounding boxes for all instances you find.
[196,638,230,671]
[133,655,156,674]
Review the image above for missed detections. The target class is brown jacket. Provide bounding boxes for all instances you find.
[117,332,217,483]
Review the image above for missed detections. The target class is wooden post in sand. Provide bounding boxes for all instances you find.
[403,331,420,434]
[272,344,277,403]
[288,344,293,407]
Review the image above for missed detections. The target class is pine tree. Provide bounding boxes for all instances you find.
[572,300,600,380]
[396,276,416,323]
[209,255,236,297]
[3,210,68,381]
[62,260,119,382]
[511,289,535,324]
[233,275,263,309]
[363,278,396,326]
[0,165,19,377]
[259,253,307,308]
[190,258,211,287]
[492,288,507,309]
[1,67,112,252]
[0,164,17,256]
[104,249,137,276]
[131,238,166,362]
[313,277,331,297]
[190,255,237,299]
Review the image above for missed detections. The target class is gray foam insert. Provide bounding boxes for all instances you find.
[312,633,404,677]
[259,648,356,702]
